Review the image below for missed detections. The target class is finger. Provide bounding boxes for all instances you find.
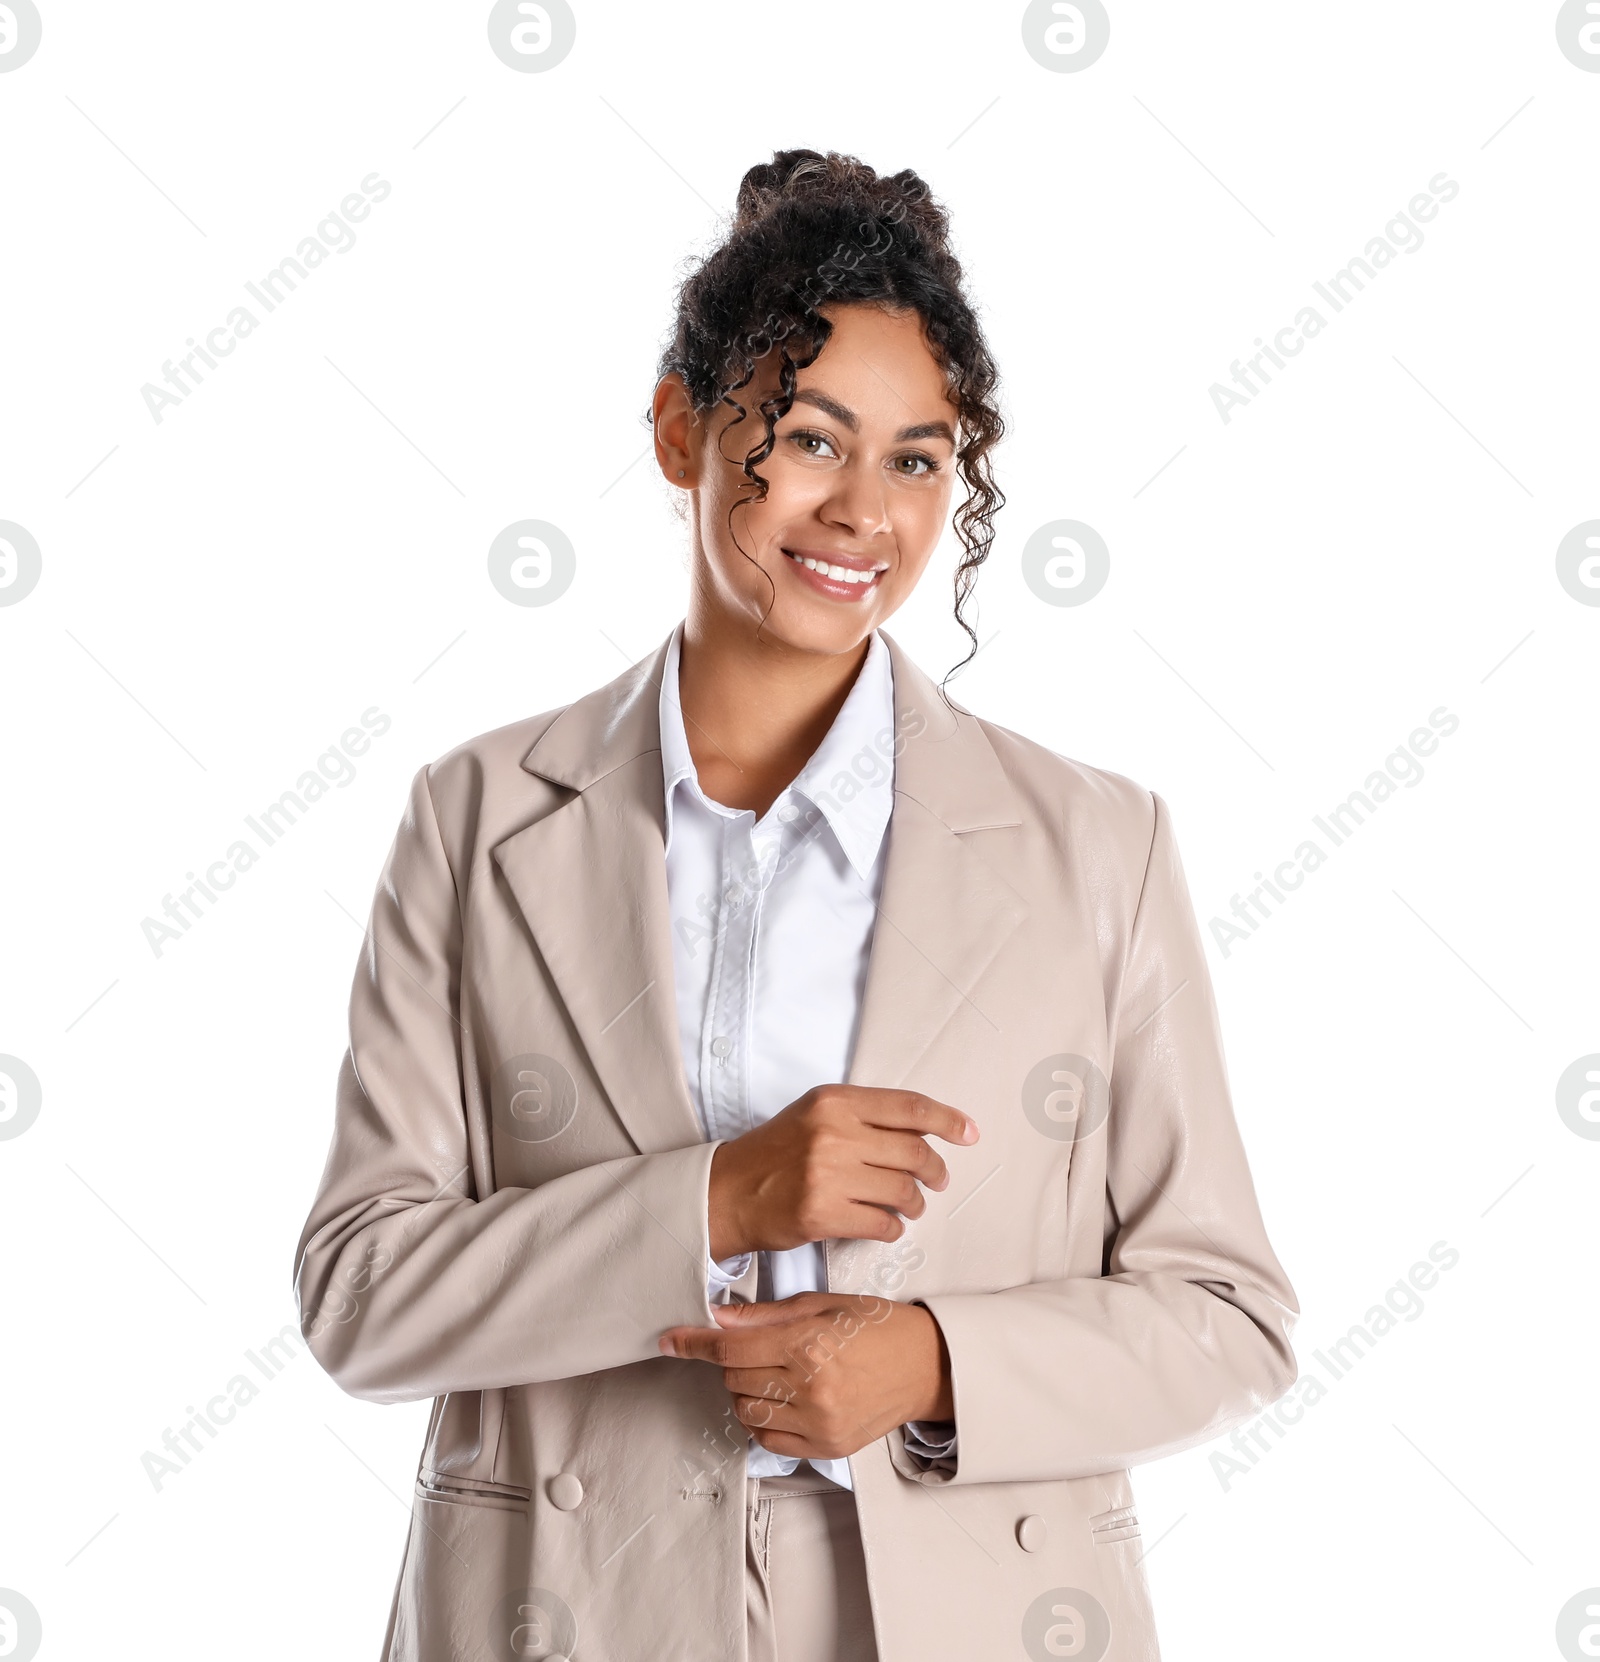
[659,1324,799,1366]
[858,1126,951,1191]
[658,1324,722,1361]
[856,1091,978,1148]
[721,1366,797,1403]
[730,1392,807,1436]
[743,1424,824,1460]
[845,1163,930,1220]
[712,1294,831,1329]
[835,1200,910,1243]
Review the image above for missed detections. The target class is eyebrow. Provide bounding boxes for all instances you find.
[788,388,956,446]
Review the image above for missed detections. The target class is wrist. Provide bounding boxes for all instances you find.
[905,1302,954,1422]
[707,1142,748,1262]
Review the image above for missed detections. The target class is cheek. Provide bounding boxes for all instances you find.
[745,459,829,524]
[704,464,827,558]
[889,484,953,554]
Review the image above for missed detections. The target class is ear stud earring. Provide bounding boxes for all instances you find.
[677,470,685,478]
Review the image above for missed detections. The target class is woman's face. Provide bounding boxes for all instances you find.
[655,303,962,658]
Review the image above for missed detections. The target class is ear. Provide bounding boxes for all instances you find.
[651,372,699,487]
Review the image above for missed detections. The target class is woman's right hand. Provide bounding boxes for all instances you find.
[707,1085,979,1260]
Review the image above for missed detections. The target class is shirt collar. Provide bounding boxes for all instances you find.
[658,619,896,883]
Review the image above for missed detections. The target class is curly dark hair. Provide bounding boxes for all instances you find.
[651,147,1006,684]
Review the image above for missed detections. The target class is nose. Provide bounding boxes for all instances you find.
[820,459,892,540]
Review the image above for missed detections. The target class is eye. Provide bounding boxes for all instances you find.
[788,427,839,459]
[892,452,941,478]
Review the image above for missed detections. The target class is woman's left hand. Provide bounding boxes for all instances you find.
[659,1293,953,1462]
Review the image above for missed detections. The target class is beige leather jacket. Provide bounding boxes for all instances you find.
[293,625,1299,1661]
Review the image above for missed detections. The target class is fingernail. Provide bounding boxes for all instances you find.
[658,1336,675,1355]
[965,1118,979,1142]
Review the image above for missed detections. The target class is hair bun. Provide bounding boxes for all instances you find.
[732,149,832,230]
[731,148,942,242]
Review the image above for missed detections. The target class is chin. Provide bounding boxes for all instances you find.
[757,609,880,659]
[764,560,898,647]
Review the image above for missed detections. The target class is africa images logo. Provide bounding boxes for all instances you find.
[0,1,43,72]
[0,521,42,606]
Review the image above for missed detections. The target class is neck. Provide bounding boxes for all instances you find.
[677,598,872,817]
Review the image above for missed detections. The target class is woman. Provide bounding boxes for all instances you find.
[295,149,1299,1662]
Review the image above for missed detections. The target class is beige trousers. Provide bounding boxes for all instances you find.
[744,1469,880,1662]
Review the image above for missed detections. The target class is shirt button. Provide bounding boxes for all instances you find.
[1016,1514,1048,1552]
[711,1036,731,1059]
[777,802,798,823]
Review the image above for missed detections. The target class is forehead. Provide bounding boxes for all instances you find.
[772,304,959,425]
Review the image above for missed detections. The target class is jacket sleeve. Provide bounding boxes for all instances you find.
[292,764,724,1404]
[915,790,1299,1485]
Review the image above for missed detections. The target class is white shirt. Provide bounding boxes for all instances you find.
[658,620,956,1489]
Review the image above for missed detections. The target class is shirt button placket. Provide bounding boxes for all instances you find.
[698,817,733,1142]
[708,816,750,1140]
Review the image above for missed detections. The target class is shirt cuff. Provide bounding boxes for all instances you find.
[706,1251,754,1301]
[902,1419,958,1459]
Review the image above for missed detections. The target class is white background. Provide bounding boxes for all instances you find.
[1,2,1596,1657]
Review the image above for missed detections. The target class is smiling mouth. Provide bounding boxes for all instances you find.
[781,549,890,589]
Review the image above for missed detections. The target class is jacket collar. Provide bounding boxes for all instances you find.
[522,623,1024,835]
[491,623,1029,1170]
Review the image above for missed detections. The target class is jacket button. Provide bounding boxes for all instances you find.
[547,1472,584,1511]
[1017,1514,1048,1552]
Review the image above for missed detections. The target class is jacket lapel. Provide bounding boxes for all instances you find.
[831,633,1030,1295]
[845,632,1029,1099]
[830,634,1030,1296]
[491,632,702,1157]
[490,626,1029,1167]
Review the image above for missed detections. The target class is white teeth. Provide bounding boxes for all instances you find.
[785,551,882,585]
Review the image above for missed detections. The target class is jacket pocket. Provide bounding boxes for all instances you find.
[394,1472,533,1660]
[1088,1503,1141,1545]
[415,1468,531,1513]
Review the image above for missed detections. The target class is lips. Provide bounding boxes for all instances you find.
[781,548,889,589]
